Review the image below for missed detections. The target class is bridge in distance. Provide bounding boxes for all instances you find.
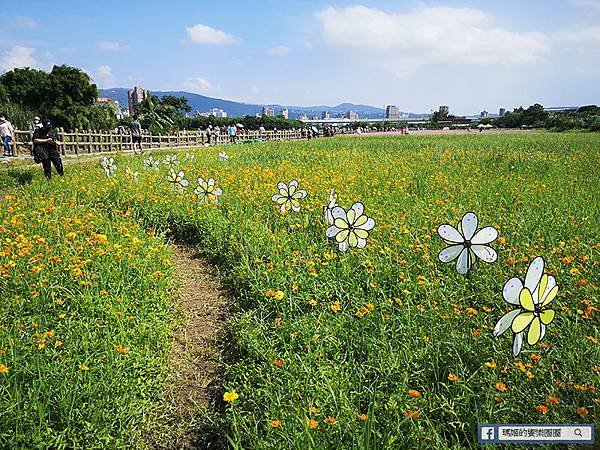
[299,118,430,125]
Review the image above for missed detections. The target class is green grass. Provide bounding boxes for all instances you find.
[1,131,598,448]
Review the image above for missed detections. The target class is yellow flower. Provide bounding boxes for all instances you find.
[115,345,129,354]
[78,364,89,371]
[223,390,239,402]
[359,413,368,421]
[330,301,341,313]
[308,406,319,414]
[325,416,337,425]
[484,361,497,369]
[307,419,319,429]
[0,364,9,373]
[273,290,285,300]
[308,299,317,307]
[448,373,459,382]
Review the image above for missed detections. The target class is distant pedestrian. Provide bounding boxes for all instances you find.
[130,115,143,154]
[32,115,43,130]
[33,119,64,179]
[227,124,237,143]
[0,113,15,157]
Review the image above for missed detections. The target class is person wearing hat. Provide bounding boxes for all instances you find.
[32,119,64,178]
[32,116,43,130]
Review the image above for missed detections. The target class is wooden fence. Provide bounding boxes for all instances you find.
[11,129,306,156]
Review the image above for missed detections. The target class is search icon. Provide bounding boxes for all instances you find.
[574,428,582,437]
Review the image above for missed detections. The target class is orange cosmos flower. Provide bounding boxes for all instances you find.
[273,359,284,367]
[448,373,459,382]
[536,405,549,414]
[308,419,319,429]
[496,382,507,392]
[408,389,422,398]
[271,419,281,428]
[325,416,337,425]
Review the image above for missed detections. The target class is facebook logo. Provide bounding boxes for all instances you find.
[481,426,495,442]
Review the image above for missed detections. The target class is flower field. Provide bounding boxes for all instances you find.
[1,132,599,448]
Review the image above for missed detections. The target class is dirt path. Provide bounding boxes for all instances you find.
[163,245,230,448]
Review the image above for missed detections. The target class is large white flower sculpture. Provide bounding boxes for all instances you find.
[166,169,189,194]
[143,156,160,171]
[219,151,228,161]
[323,188,338,225]
[271,180,307,214]
[437,212,498,274]
[326,202,375,252]
[101,156,116,177]
[162,154,180,168]
[194,177,222,204]
[493,256,558,357]
[125,166,139,182]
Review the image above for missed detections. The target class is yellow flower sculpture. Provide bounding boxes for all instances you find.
[493,257,558,356]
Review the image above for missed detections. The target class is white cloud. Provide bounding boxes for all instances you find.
[93,66,114,87]
[183,77,221,94]
[0,46,40,72]
[96,41,129,51]
[185,24,239,44]
[267,45,291,57]
[97,65,112,77]
[315,5,550,76]
[569,0,600,10]
[553,26,600,44]
[10,15,38,29]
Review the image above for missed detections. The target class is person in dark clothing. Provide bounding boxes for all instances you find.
[130,115,143,154]
[33,119,64,179]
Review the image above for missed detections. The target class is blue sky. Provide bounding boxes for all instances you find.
[1,0,599,115]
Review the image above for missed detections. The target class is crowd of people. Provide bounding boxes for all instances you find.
[0,114,390,181]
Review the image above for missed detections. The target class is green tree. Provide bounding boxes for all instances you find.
[160,95,192,113]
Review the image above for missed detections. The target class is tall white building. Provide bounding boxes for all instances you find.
[127,86,148,115]
[198,108,227,118]
[385,105,400,120]
[321,110,330,120]
[346,110,359,121]
[262,106,275,117]
[282,108,289,119]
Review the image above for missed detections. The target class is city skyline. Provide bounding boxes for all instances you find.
[0,0,599,115]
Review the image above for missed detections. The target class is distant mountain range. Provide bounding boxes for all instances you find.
[99,88,429,119]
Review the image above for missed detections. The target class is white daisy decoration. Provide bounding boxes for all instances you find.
[182,152,195,163]
[143,156,160,171]
[326,202,375,252]
[162,154,180,168]
[323,189,338,225]
[166,169,189,194]
[437,212,498,275]
[125,166,139,182]
[493,257,558,357]
[194,177,223,204]
[219,151,228,161]
[271,180,307,214]
[101,156,116,177]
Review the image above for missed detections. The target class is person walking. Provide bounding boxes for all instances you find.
[33,119,64,179]
[130,115,143,154]
[0,113,15,157]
